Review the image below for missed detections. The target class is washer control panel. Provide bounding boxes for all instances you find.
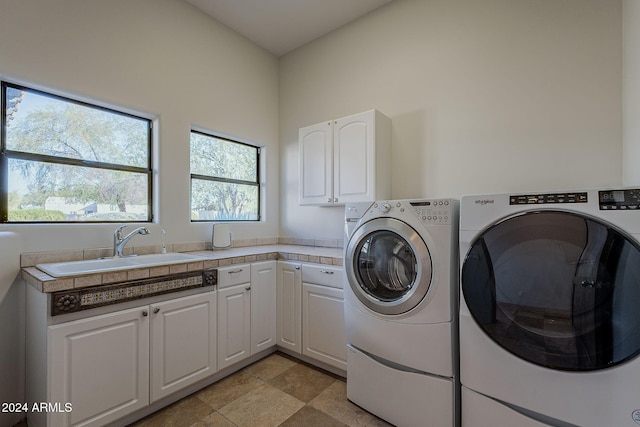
[370,200,455,225]
[411,200,453,225]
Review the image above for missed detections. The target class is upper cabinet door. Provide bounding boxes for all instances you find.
[298,110,391,206]
[299,121,333,205]
[334,111,375,204]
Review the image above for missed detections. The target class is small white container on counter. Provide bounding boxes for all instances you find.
[212,223,231,249]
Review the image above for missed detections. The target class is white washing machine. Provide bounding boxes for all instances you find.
[344,199,460,427]
[459,189,640,427]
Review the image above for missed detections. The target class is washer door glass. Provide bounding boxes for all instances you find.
[347,217,432,315]
[462,210,640,371]
[356,230,417,301]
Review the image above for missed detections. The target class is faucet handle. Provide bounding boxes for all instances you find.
[115,224,128,238]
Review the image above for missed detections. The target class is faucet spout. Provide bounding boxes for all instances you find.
[113,225,150,257]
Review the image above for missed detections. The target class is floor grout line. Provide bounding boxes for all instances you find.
[127,351,391,427]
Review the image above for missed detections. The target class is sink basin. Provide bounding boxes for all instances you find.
[37,252,205,278]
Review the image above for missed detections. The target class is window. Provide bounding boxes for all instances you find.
[1,82,152,223]
[190,130,260,221]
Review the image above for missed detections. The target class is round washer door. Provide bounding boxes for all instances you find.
[346,217,432,315]
[462,210,640,371]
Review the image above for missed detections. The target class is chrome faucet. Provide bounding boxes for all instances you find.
[113,225,150,257]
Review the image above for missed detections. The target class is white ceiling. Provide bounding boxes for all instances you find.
[185,0,394,56]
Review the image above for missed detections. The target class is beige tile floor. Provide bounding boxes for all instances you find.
[129,352,393,427]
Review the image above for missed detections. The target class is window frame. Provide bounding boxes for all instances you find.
[0,81,153,224]
[189,129,261,222]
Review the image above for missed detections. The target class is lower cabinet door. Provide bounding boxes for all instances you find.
[302,283,347,370]
[150,292,217,402]
[48,306,150,427]
[276,262,302,353]
[218,284,251,370]
[251,261,277,354]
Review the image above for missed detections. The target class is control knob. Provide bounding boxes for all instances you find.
[379,203,391,213]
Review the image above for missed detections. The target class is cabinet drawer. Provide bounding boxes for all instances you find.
[302,264,343,289]
[218,264,251,288]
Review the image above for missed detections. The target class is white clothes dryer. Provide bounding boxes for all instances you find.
[344,199,460,427]
[460,189,640,427]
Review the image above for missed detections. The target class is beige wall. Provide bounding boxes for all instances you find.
[623,0,640,185]
[280,0,622,240]
[0,1,628,421]
[0,1,278,416]
[0,0,280,252]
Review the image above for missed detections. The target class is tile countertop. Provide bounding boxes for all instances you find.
[22,244,344,293]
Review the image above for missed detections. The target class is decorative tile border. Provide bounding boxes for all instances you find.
[51,270,217,316]
[79,275,202,305]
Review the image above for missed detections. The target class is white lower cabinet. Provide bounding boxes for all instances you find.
[251,261,277,354]
[31,257,340,427]
[150,293,217,402]
[46,291,216,427]
[302,284,347,369]
[276,261,302,353]
[301,265,347,370]
[277,261,346,371]
[217,261,276,371]
[48,306,150,427]
[217,265,251,370]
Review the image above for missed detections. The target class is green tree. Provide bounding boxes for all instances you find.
[5,89,24,125]
[7,192,21,210]
[9,209,65,222]
[5,88,149,215]
[190,133,258,220]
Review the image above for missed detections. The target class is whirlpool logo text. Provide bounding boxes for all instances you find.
[474,199,495,205]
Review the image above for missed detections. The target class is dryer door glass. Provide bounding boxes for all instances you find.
[346,217,433,315]
[462,210,640,371]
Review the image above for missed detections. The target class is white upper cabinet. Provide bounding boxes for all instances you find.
[299,121,333,205]
[299,110,391,206]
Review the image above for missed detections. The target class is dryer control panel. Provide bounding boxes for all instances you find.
[509,192,588,205]
[599,189,640,210]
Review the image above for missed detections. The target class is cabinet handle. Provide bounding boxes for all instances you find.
[142,310,148,317]
[327,198,331,203]
[228,269,243,274]
[295,265,300,270]
[153,307,160,314]
[245,286,251,291]
[321,270,334,275]
[334,198,338,203]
